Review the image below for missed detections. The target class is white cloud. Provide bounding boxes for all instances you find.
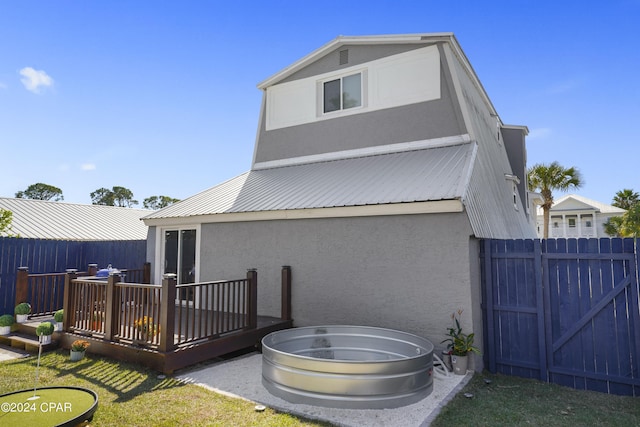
[0,82,7,90]
[19,67,54,93]
[81,163,96,171]
[528,128,552,140]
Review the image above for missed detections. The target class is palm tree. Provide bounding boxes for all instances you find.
[527,162,583,238]
[604,216,623,237]
[605,190,640,237]
[612,189,639,210]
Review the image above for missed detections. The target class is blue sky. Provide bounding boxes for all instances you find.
[1,1,638,207]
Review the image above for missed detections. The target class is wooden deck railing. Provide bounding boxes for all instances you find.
[62,269,259,351]
[173,269,258,346]
[64,276,107,334]
[15,270,67,317]
[16,264,100,317]
[15,263,150,318]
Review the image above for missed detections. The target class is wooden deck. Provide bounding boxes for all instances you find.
[14,265,294,374]
[58,314,292,374]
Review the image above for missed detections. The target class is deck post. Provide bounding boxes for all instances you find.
[160,274,177,352]
[87,264,98,277]
[247,269,258,330]
[143,262,151,284]
[104,273,120,341]
[15,267,29,306]
[62,270,78,331]
[281,266,292,321]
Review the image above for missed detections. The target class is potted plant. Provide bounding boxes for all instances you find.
[14,302,31,323]
[92,311,104,330]
[54,309,64,331]
[0,314,14,335]
[135,316,158,337]
[36,321,55,345]
[441,310,480,375]
[70,339,90,361]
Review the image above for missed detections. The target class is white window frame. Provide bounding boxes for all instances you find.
[155,224,201,284]
[317,69,367,117]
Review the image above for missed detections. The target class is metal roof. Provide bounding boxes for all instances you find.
[0,198,150,241]
[144,142,476,221]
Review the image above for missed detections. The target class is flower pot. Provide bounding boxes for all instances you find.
[451,354,468,375]
[0,325,11,336]
[16,314,28,323]
[70,350,85,361]
[39,335,52,345]
[441,350,452,372]
[55,322,63,332]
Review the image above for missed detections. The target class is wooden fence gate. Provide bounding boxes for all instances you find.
[481,238,640,396]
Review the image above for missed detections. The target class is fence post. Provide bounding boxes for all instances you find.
[159,274,176,352]
[281,266,292,321]
[247,269,258,330]
[63,270,78,332]
[104,273,120,341]
[481,240,496,374]
[143,262,151,284]
[16,267,29,306]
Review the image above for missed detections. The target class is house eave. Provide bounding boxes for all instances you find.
[142,199,464,227]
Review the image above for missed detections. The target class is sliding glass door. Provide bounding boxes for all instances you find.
[163,228,197,300]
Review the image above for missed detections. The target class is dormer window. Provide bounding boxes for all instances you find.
[323,73,362,113]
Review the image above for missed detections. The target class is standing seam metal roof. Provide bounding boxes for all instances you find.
[0,198,150,240]
[143,142,476,220]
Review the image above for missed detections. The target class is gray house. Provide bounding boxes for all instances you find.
[143,33,536,366]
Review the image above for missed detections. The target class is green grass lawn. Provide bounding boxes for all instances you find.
[0,349,330,427]
[432,371,640,427]
[2,349,639,426]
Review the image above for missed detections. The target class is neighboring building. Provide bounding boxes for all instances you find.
[0,197,149,240]
[535,194,626,239]
[143,33,536,366]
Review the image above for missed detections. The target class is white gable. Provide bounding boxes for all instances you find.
[265,45,441,131]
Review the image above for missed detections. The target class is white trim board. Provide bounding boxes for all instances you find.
[144,199,464,227]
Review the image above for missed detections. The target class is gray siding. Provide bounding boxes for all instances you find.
[198,212,481,355]
[254,44,467,165]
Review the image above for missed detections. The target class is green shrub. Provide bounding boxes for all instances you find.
[0,314,14,327]
[14,302,31,315]
[54,309,64,322]
[36,322,54,336]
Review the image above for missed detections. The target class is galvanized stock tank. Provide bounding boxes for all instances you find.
[261,325,433,409]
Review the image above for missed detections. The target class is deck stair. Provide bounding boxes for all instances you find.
[0,316,60,353]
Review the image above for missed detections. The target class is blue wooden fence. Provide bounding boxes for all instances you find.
[0,237,146,316]
[481,238,640,396]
